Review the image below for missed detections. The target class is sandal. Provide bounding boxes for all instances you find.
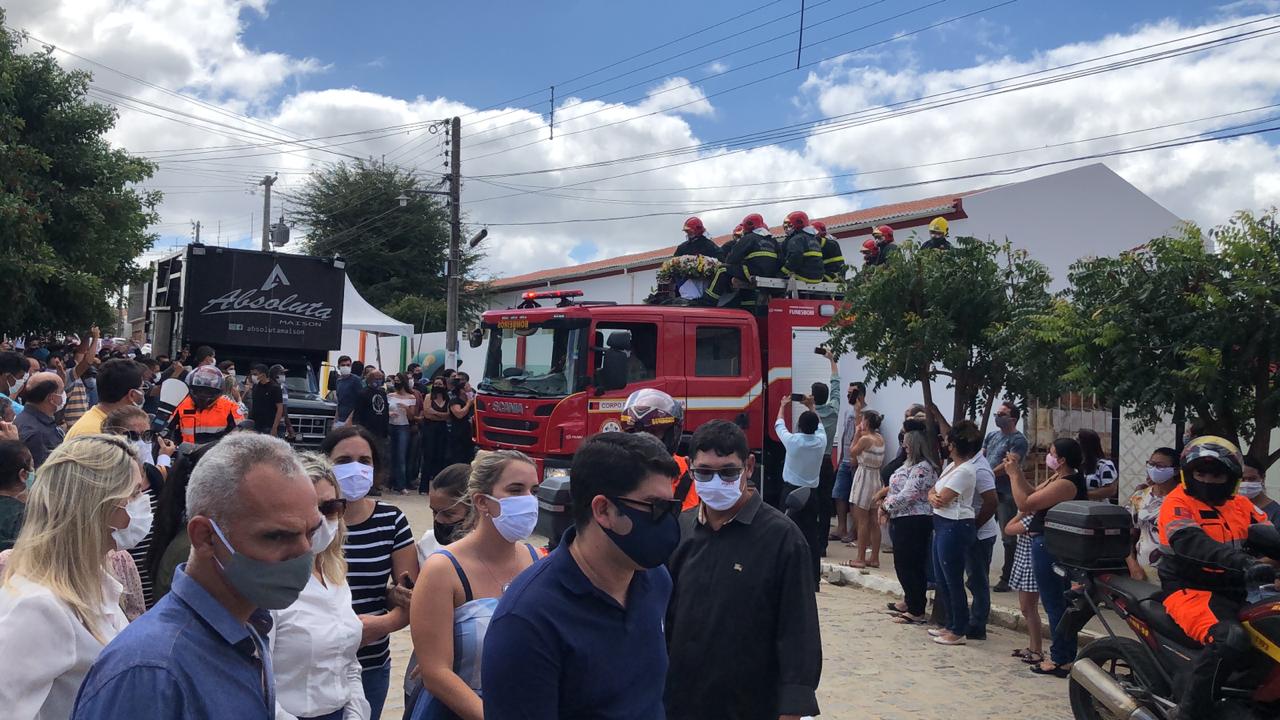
[887,602,908,613]
[828,532,845,541]
[892,614,928,625]
[1029,662,1071,678]
[844,560,867,569]
[1011,648,1044,664]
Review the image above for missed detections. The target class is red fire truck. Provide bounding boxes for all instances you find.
[473,283,844,537]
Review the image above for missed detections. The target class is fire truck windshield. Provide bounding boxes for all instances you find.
[479,321,588,398]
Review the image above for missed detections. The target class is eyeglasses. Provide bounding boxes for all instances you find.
[319,498,347,518]
[1145,461,1175,469]
[609,495,682,521]
[690,467,745,483]
[107,428,154,442]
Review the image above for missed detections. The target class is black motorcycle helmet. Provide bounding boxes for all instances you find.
[1180,435,1244,506]
[619,388,684,455]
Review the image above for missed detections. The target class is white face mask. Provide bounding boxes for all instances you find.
[337,365,351,377]
[310,517,340,554]
[1239,481,1264,499]
[1146,466,1178,485]
[112,493,153,551]
[696,473,744,512]
[484,494,539,543]
[53,391,67,410]
[8,372,28,396]
[333,461,375,501]
[134,439,155,466]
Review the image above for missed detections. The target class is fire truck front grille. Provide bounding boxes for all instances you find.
[483,431,538,447]
[483,417,539,432]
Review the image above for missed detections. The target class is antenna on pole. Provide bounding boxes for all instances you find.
[796,0,806,69]
[549,86,555,140]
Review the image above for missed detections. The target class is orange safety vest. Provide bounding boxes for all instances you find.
[673,454,700,511]
[171,396,244,445]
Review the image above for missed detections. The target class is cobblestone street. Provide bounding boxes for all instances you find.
[382,494,1071,720]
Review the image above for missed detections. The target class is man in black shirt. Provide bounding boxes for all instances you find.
[247,364,284,436]
[665,420,822,720]
[354,369,390,440]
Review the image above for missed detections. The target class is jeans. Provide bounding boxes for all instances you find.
[389,425,412,491]
[890,514,933,616]
[932,515,976,636]
[1031,534,1077,665]
[362,661,392,720]
[996,489,1019,583]
[833,461,854,500]
[966,535,996,636]
[817,458,835,554]
[783,483,822,585]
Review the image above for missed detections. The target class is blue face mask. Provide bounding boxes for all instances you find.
[601,499,681,569]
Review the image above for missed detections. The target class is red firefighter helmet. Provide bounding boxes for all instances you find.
[733,224,744,239]
[784,210,810,232]
[872,225,895,244]
[619,388,685,454]
[861,239,879,253]
[741,213,768,232]
[682,216,706,237]
[811,220,827,236]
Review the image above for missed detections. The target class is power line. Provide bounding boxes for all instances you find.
[470,123,1280,226]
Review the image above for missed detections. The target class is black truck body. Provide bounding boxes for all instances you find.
[146,244,344,446]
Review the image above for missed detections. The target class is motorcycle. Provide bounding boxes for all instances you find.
[1058,566,1280,720]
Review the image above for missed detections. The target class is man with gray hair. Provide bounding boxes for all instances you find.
[73,433,322,720]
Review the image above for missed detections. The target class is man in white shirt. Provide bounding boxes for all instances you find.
[775,396,827,585]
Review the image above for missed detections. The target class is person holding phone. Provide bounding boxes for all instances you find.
[775,395,827,584]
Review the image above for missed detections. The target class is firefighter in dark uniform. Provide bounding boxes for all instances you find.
[673,216,722,260]
[1156,435,1280,719]
[719,224,744,262]
[699,213,779,309]
[780,211,824,285]
[921,217,953,250]
[812,220,846,282]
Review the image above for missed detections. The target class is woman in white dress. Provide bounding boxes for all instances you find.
[845,410,885,568]
[0,435,141,720]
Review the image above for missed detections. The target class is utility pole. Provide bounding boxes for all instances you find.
[259,174,276,251]
[192,220,201,244]
[446,116,462,371]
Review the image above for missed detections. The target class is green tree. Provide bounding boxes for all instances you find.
[0,12,161,332]
[296,160,486,333]
[826,237,1060,437]
[1042,210,1280,468]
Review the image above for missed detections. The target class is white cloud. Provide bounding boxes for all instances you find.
[799,14,1280,227]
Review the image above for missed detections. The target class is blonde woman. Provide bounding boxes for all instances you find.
[408,450,541,720]
[269,452,370,720]
[0,434,142,719]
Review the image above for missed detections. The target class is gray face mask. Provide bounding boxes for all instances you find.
[209,519,313,610]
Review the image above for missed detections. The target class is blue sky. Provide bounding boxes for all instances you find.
[11,0,1280,275]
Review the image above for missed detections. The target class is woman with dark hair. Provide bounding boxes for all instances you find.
[388,373,419,495]
[0,440,31,551]
[417,378,451,495]
[323,424,418,720]
[844,409,885,568]
[145,440,220,601]
[927,421,982,646]
[1005,437,1088,677]
[881,430,940,624]
[1077,428,1118,502]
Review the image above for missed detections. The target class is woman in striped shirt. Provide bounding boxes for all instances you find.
[323,425,419,720]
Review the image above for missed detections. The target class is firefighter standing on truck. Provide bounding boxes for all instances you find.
[673,216,722,260]
[168,365,244,445]
[619,388,699,511]
[698,213,779,309]
[781,211,824,285]
[812,220,846,282]
[1156,435,1280,719]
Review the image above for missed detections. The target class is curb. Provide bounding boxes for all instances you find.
[821,562,1098,641]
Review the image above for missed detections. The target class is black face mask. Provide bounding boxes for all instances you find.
[434,519,463,545]
[1186,476,1236,506]
[601,500,681,569]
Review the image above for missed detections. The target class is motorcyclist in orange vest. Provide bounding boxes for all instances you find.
[619,388,698,511]
[1156,435,1280,719]
[168,365,244,446]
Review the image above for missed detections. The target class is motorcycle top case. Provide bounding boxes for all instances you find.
[1043,500,1132,570]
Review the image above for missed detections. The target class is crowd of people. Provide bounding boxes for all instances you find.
[657,211,953,309]
[2,322,1279,720]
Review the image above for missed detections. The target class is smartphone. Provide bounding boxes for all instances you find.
[813,346,826,355]
[790,393,806,402]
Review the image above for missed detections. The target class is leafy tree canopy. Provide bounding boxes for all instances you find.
[296,160,486,333]
[0,11,160,332]
[1040,210,1280,467]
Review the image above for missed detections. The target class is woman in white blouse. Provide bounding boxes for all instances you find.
[927,421,982,647]
[270,452,370,720]
[0,434,141,720]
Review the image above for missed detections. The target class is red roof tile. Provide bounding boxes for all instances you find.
[491,188,987,290]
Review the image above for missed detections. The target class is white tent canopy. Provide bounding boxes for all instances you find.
[342,277,413,336]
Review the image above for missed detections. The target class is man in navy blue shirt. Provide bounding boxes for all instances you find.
[483,432,681,720]
[334,355,362,426]
[72,433,322,720]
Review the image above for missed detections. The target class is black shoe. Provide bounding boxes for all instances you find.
[367,488,383,497]
[993,581,1011,593]
[966,631,987,641]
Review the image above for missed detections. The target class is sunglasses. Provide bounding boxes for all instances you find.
[609,495,682,521]
[690,467,745,483]
[319,498,348,518]
[108,428,155,442]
